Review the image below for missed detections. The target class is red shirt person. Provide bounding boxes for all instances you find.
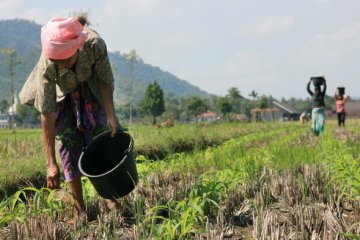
[335,92,348,127]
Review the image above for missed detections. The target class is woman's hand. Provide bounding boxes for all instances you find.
[41,112,59,189]
[99,82,120,137]
[46,163,60,189]
[107,116,121,137]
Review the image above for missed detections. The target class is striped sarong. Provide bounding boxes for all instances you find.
[311,107,325,136]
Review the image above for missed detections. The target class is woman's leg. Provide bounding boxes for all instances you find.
[105,198,121,210]
[337,113,341,127]
[340,112,345,127]
[68,175,85,215]
[58,137,87,217]
[56,99,87,217]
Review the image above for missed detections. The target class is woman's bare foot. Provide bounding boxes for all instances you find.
[66,210,87,226]
[105,198,121,210]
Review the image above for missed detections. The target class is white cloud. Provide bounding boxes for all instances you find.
[254,15,295,36]
[223,50,273,76]
[176,49,279,96]
[101,0,160,17]
[297,22,360,65]
[0,0,20,19]
[317,0,341,3]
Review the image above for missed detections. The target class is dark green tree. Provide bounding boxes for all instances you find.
[141,81,165,124]
[1,48,20,132]
[249,90,258,101]
[185,96,207,120]
[206,94,219,111]
[163,96,181,120]
[0,99,9,113]
[216,97,232,120]
[258,95,270,109]
[226,87,242,113]
[248,90,259,110]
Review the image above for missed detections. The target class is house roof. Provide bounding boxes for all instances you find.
[198,111,219,118]
[250,108,278,113]
[272,101,300,114]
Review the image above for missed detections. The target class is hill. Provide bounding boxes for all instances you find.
[0,19,208,105]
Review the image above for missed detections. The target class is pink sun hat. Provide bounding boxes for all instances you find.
[41,17,88,60]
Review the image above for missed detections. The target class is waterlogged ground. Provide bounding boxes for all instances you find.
[0,120,360,239]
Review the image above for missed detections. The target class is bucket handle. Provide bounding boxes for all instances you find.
[85,127,132,155]
[118,126,128,133]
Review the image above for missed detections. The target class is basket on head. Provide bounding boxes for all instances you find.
[311,76,325,87]
[337,87,345,96]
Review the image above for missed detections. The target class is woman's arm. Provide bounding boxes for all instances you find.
[99,82,121,137]
[307,81,313,96]
[91,35,121,136]
[41,112,60,189]
[322,80,327,94]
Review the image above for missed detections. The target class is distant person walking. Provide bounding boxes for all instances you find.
[307,77,327,136]
[334,88,347,127]
[19,15,122,220]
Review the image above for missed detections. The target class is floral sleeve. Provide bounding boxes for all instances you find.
[92,37,114,85]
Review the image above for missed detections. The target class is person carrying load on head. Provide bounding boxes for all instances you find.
[19,15,122,221]
[307,76,327,136]
[334,87,347,127]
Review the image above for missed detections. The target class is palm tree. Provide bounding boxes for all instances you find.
[226,87,242,113]
[249,90,258,100]
[249,90,260,121]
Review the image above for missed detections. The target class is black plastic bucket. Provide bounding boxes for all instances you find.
[337,87,345,96]
[78,131,138,199]
[311,76,325,87]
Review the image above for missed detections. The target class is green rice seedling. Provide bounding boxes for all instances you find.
[145,197,205,239]
[0,186,70,228]
[189,172,225,216]
[133,197,147,239]
[243,153,265,188]
[317,129,360,202]
[344,231,360,240]
[6,121,360,238]
[137,127,307,238]
[81,176,98,201]
[0,195,24,228]
[327,146,360,201]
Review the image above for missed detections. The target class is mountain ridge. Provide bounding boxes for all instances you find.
[0,18,209,105]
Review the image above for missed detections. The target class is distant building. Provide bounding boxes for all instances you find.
[250,108,278,122]
[196,111,219,123]
[1,92,19,129]
[272,101,301,121]
[232,113,248,122]
[250,101,301,122]
[0,111,9,129]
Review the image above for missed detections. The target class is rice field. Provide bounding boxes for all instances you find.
[0,120,359,239]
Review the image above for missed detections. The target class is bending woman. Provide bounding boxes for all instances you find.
[19,16,121,218]
[307,78,327,136]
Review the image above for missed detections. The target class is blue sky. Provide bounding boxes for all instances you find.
[1,0,360,99]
